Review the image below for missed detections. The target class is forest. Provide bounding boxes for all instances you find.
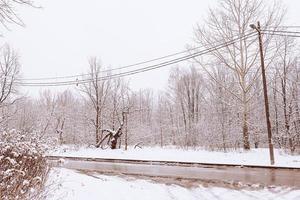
[0,0,299,154]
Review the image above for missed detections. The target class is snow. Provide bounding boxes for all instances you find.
[4,156,17,165]
[23,180,30,186]
[51,146,300,168]
[46,168,300,200]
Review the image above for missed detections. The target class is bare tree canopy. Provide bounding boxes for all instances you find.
[80,57,111,145]
[193,0,286,150]
[0,44,20,107]
[0,0,35,29]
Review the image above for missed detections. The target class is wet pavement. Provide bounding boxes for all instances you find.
[52,159,300,187]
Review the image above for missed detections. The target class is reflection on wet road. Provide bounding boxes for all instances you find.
[53,159,300,187]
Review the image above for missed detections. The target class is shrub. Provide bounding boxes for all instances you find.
[0,130,49,200]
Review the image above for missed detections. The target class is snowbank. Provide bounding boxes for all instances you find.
[46,168,299,200]
[51,146,300,168]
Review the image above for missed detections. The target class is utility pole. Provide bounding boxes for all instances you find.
[250,21,275,165]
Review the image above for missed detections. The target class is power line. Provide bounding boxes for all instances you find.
[18,32,257,87]
[262,32,300,38]
[262,30,300,34]
[270,26,300,28]
[18,45,210,81]
[17,30,255,82]
[17,29,300,87]
[18,28,300,83]
[18,46,201,81]
[25,30,300,87]
[261,29,300,38]
[19,33,257,86]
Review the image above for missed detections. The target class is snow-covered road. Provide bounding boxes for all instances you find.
[46,168,300,200]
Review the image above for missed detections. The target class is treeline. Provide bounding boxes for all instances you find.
[1,58,299,153]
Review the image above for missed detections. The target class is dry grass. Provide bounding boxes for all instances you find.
[0,130,49,200]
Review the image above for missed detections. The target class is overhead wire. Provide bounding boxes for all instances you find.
[18,45,204,81]
[17,28,300,87]
[18,32,257,87]
[263,33,300,38]
[18,31,257,82]
[262,29,300,34]
[262,29,300,38]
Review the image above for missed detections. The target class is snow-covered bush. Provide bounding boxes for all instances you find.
[0,130,49,200]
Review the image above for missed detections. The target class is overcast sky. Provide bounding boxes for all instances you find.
[2,0,300,97]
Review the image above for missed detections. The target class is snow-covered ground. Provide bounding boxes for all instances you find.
[51,146,300,168]
[46,168,299,200]
[48,146,300,199]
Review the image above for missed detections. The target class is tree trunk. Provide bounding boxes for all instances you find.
[125,113,128,150]
[242,93,250,150]
[95,106,100,145]
[273,84,280,148]
[221,106,227,152]
[160,126,163,148]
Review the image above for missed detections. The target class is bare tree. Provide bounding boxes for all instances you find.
[193,0,285,150]
[80,57,111,145]
[100,77,132,149]
[54,90,75,145]
[205,65,239,151]
[0,44,20,108]
[12,97,36,134]
[37,90,57,140]
[0,0,36,29]
[271,36,300,153]
[168,66,204,147]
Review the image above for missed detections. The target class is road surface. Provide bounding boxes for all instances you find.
[48,156,300,187]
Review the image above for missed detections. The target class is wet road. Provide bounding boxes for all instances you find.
[50,157,300,187]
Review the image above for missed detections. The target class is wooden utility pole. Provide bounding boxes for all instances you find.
[250,21,275,165]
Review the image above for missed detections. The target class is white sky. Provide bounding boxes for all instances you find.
[2,0,300,97]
